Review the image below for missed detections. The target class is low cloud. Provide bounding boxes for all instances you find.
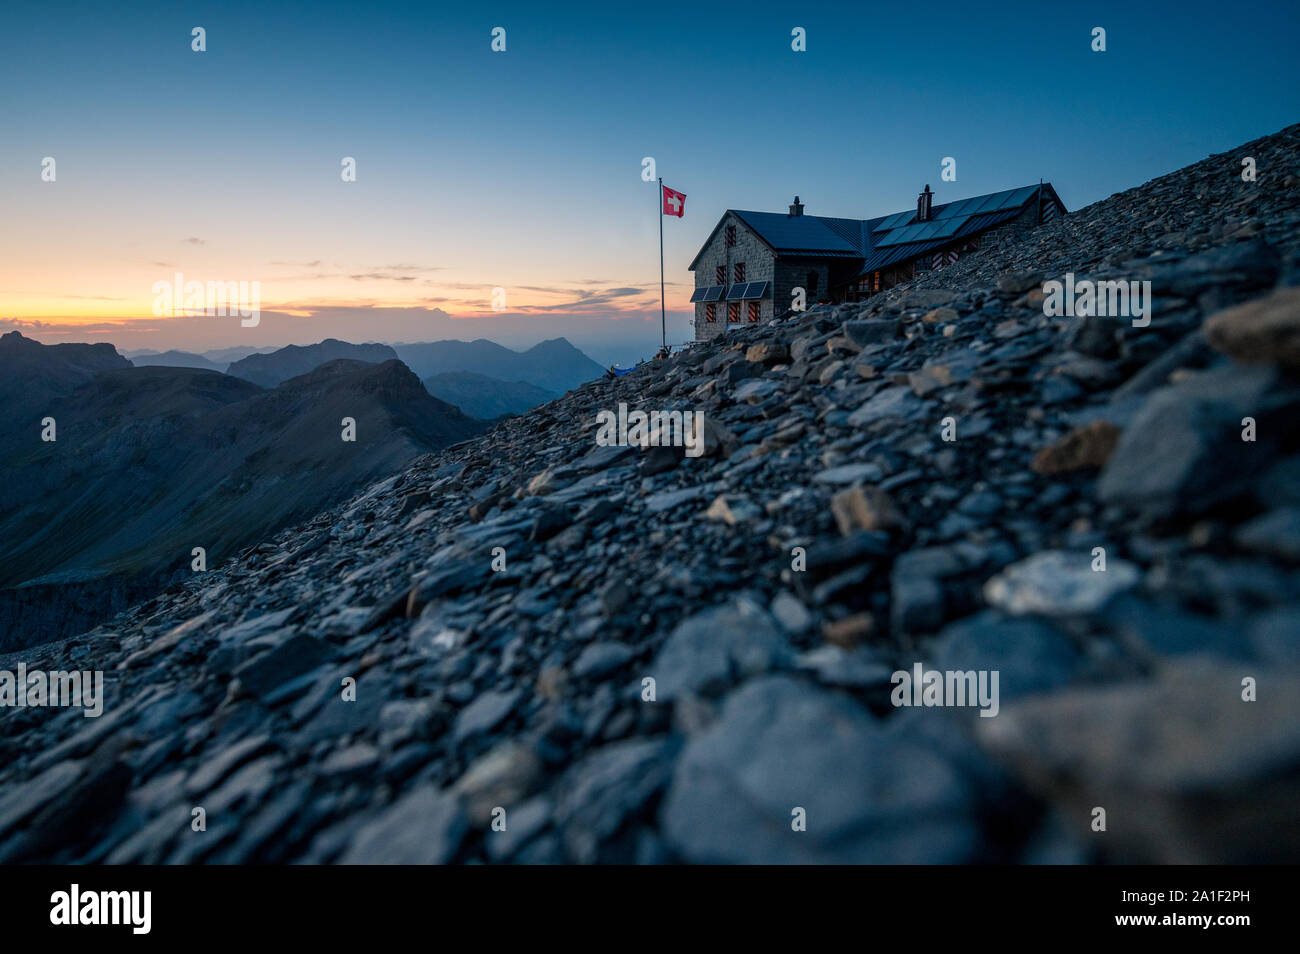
[2,302,693,367]
[257,262,448,283]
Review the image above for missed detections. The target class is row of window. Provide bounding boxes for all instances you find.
[715,262,746,284]
[703,301,761,323]
[854,271,884,295]
[714,223,741,306]
[711,265,819,293]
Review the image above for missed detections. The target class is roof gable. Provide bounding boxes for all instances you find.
[687,211,779,271]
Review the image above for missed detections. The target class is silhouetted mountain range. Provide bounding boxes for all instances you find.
[226,339,400,388]
[422,371,556,419]
[129,349,227,372]
[0,331,606,648]
[201,345,271,364]
[0,331,131,419]
[0,334,484,650]
[394,337,604,394]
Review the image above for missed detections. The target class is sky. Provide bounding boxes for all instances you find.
[2,0,1298,366]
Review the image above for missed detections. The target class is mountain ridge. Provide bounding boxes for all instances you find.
[226,339,400,388]
[393,336,604,394]
[0,345,486,650]
[128,349,227,372]
[422,370,557,420]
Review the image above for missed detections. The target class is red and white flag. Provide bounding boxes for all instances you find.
[662,185,686,217]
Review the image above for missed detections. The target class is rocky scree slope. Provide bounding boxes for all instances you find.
[2,124,1299,864]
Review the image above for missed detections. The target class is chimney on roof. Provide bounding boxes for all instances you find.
[788,195,804,217]
[917,184,933,223]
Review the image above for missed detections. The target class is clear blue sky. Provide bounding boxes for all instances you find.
[2,0,1297,365]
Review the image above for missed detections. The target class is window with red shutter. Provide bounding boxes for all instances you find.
[733,262,745,282]
[705,303,716,323]
[747,301,760,322]
[725,225,736,248]
[728,302,740,323]
[715,265,725,285]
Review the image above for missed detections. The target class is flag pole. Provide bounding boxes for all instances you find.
[658,176,666,351]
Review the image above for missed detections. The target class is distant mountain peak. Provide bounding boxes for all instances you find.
[227,339,400,389]
[393,337,603,395]
[283,358,430,401]
[0,330,124,359]
[527,337,580,351]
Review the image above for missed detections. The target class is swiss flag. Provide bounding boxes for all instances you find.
[662,185,686,217]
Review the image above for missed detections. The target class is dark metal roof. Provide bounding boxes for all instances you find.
[690,184,1065,274]
[871,187,1040,247]
[818,216,874,249]
[729,211,861,255]
[857,208,1021,273]
[870,185,1038,236]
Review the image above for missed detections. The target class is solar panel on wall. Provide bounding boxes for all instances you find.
[725,281,769,300]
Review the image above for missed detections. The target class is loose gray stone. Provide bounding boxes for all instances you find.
[1235,508,1300,561]
[650,601,791,700]
[932,611,1081,702]
[230,635,336,702]
[812,462,885,485]
[661,676,977,863]
[453,689,522,742]
[847,386,924,427]
[339,784,467,864]
[572,642,635,679]
[983,550,1139,616]
[891,574,946,633]
[1098,366,1300,519]
[556,738,676,864]
[769,592,813,635]
[643,485,708,514]
[978,659,1300,863]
